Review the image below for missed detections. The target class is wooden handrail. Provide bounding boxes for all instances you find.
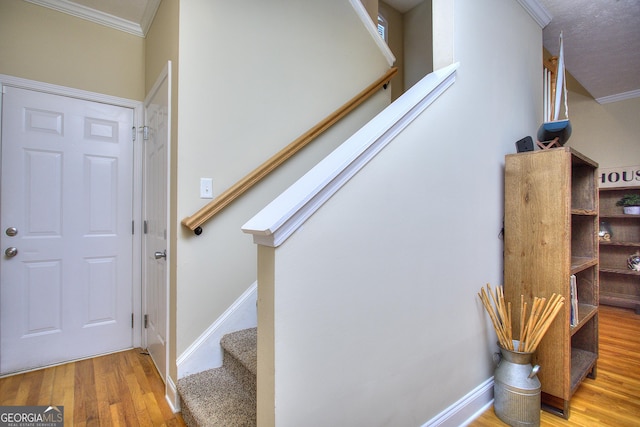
[182,67,398,234]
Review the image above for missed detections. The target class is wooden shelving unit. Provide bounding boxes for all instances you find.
[504,147,599,419]
[598,186,640,313]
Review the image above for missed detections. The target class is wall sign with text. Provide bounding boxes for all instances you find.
[599,166,640,188]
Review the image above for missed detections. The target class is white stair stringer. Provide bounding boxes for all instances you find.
[177,282,257,379]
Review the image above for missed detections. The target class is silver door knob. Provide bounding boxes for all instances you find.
[154,250,166,259]
[5,227,18,236]
[5,247,18,257]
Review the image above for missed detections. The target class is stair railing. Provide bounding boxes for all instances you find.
[182,67,398,235]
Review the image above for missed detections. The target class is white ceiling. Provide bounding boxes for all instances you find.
[26,0,640,103]
[539,0,640,103]
[385,0,640,103]
[384,0,423,13]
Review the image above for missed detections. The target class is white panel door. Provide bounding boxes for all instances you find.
[0,86,134,374]
[143,63,171,382]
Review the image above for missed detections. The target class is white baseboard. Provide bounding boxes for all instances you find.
[166,375,180,412]
[423,377,494,427]
[177,282,257,379]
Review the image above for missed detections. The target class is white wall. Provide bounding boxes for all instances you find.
[253,0,543,425]
[175,0,391,357]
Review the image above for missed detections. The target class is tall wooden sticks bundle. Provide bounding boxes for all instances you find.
[518,292,565,352]
[478,283,512,349]
[478,283,565,353]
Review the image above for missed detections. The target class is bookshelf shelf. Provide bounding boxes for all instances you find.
[599,241,640,248]
[600,267,640,275]
[599,186,640,314]
[570,304,597,335]
[569,349,597,394]
[570,257,598,274]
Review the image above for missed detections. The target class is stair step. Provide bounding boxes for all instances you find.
[221,327,257,376]
[178,328,257,427]
[178,367,256,426]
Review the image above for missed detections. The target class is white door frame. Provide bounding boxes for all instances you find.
[0,74,144,350]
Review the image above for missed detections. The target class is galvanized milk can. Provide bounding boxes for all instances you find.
[494,341,541,427]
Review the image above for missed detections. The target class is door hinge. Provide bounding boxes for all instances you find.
[132,220,135,235]
[131,313,134,329]
[144,220,148,234]
[132,126,136,142]
[144,314,148,329]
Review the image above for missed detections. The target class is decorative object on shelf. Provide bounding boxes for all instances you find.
[538,32,571,149]
[515,135,534,153]
[616,193,640,215]
[599,165,640,189]
[537,120,571,149]
[628,253,640,272]
[599,221,612,241]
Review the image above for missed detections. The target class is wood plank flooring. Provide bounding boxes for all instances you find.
[0,348,186,426]
[1,305,638,426]
[470,304,640,426]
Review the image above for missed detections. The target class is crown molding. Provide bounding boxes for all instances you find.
[24,0,159,37]
[139,0,161,36]
[516,0,552,28]
[596,89,640,104]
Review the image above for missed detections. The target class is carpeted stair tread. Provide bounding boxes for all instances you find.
[177,328,257,426]
[178,367,256,426]
[220,327,257,376]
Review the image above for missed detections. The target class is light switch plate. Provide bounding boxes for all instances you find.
[200,178,213,199]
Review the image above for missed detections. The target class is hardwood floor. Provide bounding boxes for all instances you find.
[470,304,640,426]
[0,348,186,426]
[1,305,638,426]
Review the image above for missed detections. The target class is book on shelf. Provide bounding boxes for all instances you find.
[570,274,579,326]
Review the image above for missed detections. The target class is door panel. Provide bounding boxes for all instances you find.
[0,86,134,374]
[143,63,171,382]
